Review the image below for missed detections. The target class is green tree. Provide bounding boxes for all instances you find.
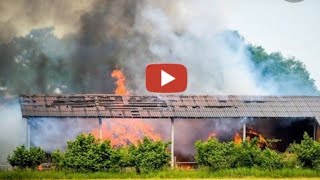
[130,137,170,173]
[7,145,45,169]
[0,27,72,95]
[248,45,318,95]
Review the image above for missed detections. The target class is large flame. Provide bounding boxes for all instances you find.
[111,69,129,95]
[92,119,161,146]
[92,69,161,146]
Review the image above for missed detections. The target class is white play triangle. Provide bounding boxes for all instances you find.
[161,70,175,87]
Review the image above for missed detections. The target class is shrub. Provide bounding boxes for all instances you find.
[48,134,171,173]
[282,152,300,168]
[130,137,170,173]
[288,132,320,169]
[257,148,284,170]
[51,149,64,170]
[62,134,113,172]
[233,138,262,168]
[48,134,170,172]
[195,138,235,171]
[110,147,132,171]
[7,145,45,169]
[195,137,284,171]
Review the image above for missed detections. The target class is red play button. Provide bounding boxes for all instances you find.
[146,64,187,93]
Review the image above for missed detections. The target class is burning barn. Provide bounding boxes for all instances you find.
[19,94,320,167]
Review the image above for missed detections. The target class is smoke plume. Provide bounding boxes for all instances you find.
[0,99,26,165]
[0,0,95,42]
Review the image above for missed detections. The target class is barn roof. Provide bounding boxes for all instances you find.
[19,94,320,123]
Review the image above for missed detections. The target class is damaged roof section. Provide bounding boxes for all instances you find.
[19,94,320,122]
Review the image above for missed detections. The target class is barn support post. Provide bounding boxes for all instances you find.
[315,117,320,140]
[317,127,320,141]
[313,121,317,141]
[171,118,175,169]
[27,118,30,149]
[99,117,102,140]
[243,121,246,142]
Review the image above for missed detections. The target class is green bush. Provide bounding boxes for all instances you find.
[233,139,262,168]
[195,138,235,171]
[288,132,320,169]
[282,152,300,168]
[257,148,284,170]
[110,147,132,171]
[62,134,113,172]
[130,137,170,173]
[48,134,170,173]
[195,138,284,171]
[51,149,64,170]
[7,145,45,169]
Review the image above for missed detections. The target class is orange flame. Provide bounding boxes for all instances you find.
[111,69,129,95]
[91,69,161,146]
[92,119,161,146]
[234,133,242,145]
[247,128,268,148]
[233,128,268,148]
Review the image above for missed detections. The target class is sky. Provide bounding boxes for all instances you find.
[220,0,320,88]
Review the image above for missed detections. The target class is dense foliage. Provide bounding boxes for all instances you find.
[60,134,113,171]
[195,133,320,171]
[9,132,320,173]
[288,132,320,169]
[233,139,263,168]
[195,138,235,170]
[7,145,45,169]
[110,146,131,171]
[48,134,170,172]
[130,137,170,173]
[257,148,284,170]
[195,138,284,171]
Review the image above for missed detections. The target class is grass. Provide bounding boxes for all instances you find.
[1,168,320,179]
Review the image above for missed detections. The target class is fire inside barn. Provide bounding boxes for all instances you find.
[19,94,320,168]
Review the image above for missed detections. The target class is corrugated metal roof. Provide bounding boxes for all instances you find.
[19,94,320,122]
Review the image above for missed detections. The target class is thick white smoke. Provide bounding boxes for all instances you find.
[30,118,98,152]
[119,0,272,160]
[122,0,269,95]
[0,100,26,166]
